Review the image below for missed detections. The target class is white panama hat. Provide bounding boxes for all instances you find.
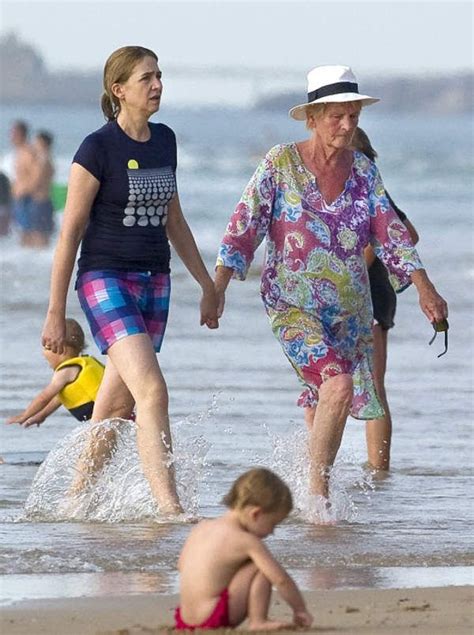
[289,65,379,121]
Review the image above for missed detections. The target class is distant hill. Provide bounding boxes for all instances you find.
[1,32,472,114]
[0,33,101,105]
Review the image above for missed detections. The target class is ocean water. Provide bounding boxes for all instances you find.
[0,105,473,606]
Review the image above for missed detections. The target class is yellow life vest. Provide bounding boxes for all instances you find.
[56,355,105,421]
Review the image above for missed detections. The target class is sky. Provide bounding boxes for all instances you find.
[2,0,472,74]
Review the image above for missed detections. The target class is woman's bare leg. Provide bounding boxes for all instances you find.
[91,360,135,421]
[72,334,181,513]
[70,361,135,494]
[102,334,181,513]
[228,563,289,629]
[308,374,353,498]
[365,325,392,470]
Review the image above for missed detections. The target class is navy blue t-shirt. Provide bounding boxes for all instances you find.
[74,121,177,275]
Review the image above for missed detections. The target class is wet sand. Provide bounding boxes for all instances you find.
[1,586,472,634]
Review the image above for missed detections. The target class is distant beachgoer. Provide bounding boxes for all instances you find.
[41,45,218,515]
[10,120,36,246]
[215,65,448,503]
[175,467,313,630]
[6,319,104,427]
[0,171,12,235]
[28,130,55,248]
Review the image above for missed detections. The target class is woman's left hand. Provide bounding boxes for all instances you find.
[200,285,219,329]
[418,285,448,323]
[412,270,448,323]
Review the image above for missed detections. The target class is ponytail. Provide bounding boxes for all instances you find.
[101,92,117,122]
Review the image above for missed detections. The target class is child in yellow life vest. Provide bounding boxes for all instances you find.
[7,319,104,427]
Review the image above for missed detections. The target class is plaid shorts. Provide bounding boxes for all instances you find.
[77,270,171,354]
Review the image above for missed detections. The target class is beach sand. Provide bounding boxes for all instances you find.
[1,586,472,635]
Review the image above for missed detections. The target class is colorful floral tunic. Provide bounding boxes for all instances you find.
[216,144,424,419]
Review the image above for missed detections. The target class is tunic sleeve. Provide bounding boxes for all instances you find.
[216,153,275,280]
[368,164,423,292]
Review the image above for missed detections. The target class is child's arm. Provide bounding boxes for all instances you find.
[6,366,79,426]
[22,396,63,428]
[247,537,313,626]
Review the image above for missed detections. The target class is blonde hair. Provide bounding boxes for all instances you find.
[101,45,158,122]
[65,318,86,354]
[223,468,293,515]
[305,102,327,129]
[305,100,362,130]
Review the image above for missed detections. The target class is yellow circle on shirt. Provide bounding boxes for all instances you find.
[128,159,139,169]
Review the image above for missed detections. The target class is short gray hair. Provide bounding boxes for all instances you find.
[305,103,327,129]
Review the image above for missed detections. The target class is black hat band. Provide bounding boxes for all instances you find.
[308,81,359,103]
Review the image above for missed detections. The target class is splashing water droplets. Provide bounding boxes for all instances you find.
[258,424,375,525]
[23,413,212,523]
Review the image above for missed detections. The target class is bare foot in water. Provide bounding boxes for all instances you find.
[305,493,335,525]
[159,501,184,516]
[160,496,184,516]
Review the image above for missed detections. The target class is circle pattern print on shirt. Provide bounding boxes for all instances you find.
[123,166,176,228]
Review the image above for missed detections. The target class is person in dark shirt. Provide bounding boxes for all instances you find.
[42,46,219,515]
[353,127,419,471]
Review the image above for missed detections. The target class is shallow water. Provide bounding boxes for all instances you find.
[0,107,473,604]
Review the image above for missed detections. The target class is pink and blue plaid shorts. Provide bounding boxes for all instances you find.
[77,270,171,354]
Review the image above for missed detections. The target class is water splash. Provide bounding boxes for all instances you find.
[257,424,375,524]
[23,413,212,523]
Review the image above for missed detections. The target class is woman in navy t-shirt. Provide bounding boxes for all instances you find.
[42,46,219,515]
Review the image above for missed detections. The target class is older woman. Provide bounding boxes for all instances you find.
[215,65,447,503]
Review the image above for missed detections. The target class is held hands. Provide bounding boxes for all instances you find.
[200,285,219,329]
[293,609,313,627]
[42,313,67,354]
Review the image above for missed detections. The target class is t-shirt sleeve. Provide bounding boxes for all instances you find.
[72,134,105,181]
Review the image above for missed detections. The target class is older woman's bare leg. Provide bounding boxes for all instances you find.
[308,374,353,498]
[70,362,135,495]
[365,325,392,470]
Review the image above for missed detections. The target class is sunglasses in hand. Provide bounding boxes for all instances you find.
[428,319,449,358]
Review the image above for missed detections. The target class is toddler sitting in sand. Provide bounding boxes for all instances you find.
[6,318,104,426]
[175,467,313,630]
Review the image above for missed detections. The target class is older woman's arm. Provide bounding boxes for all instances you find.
[368,164,447,323]
[215,152,276,316]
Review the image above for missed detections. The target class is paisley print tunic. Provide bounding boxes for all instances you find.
[217,144,423,418]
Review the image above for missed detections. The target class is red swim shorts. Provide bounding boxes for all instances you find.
[175,588,230,630]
